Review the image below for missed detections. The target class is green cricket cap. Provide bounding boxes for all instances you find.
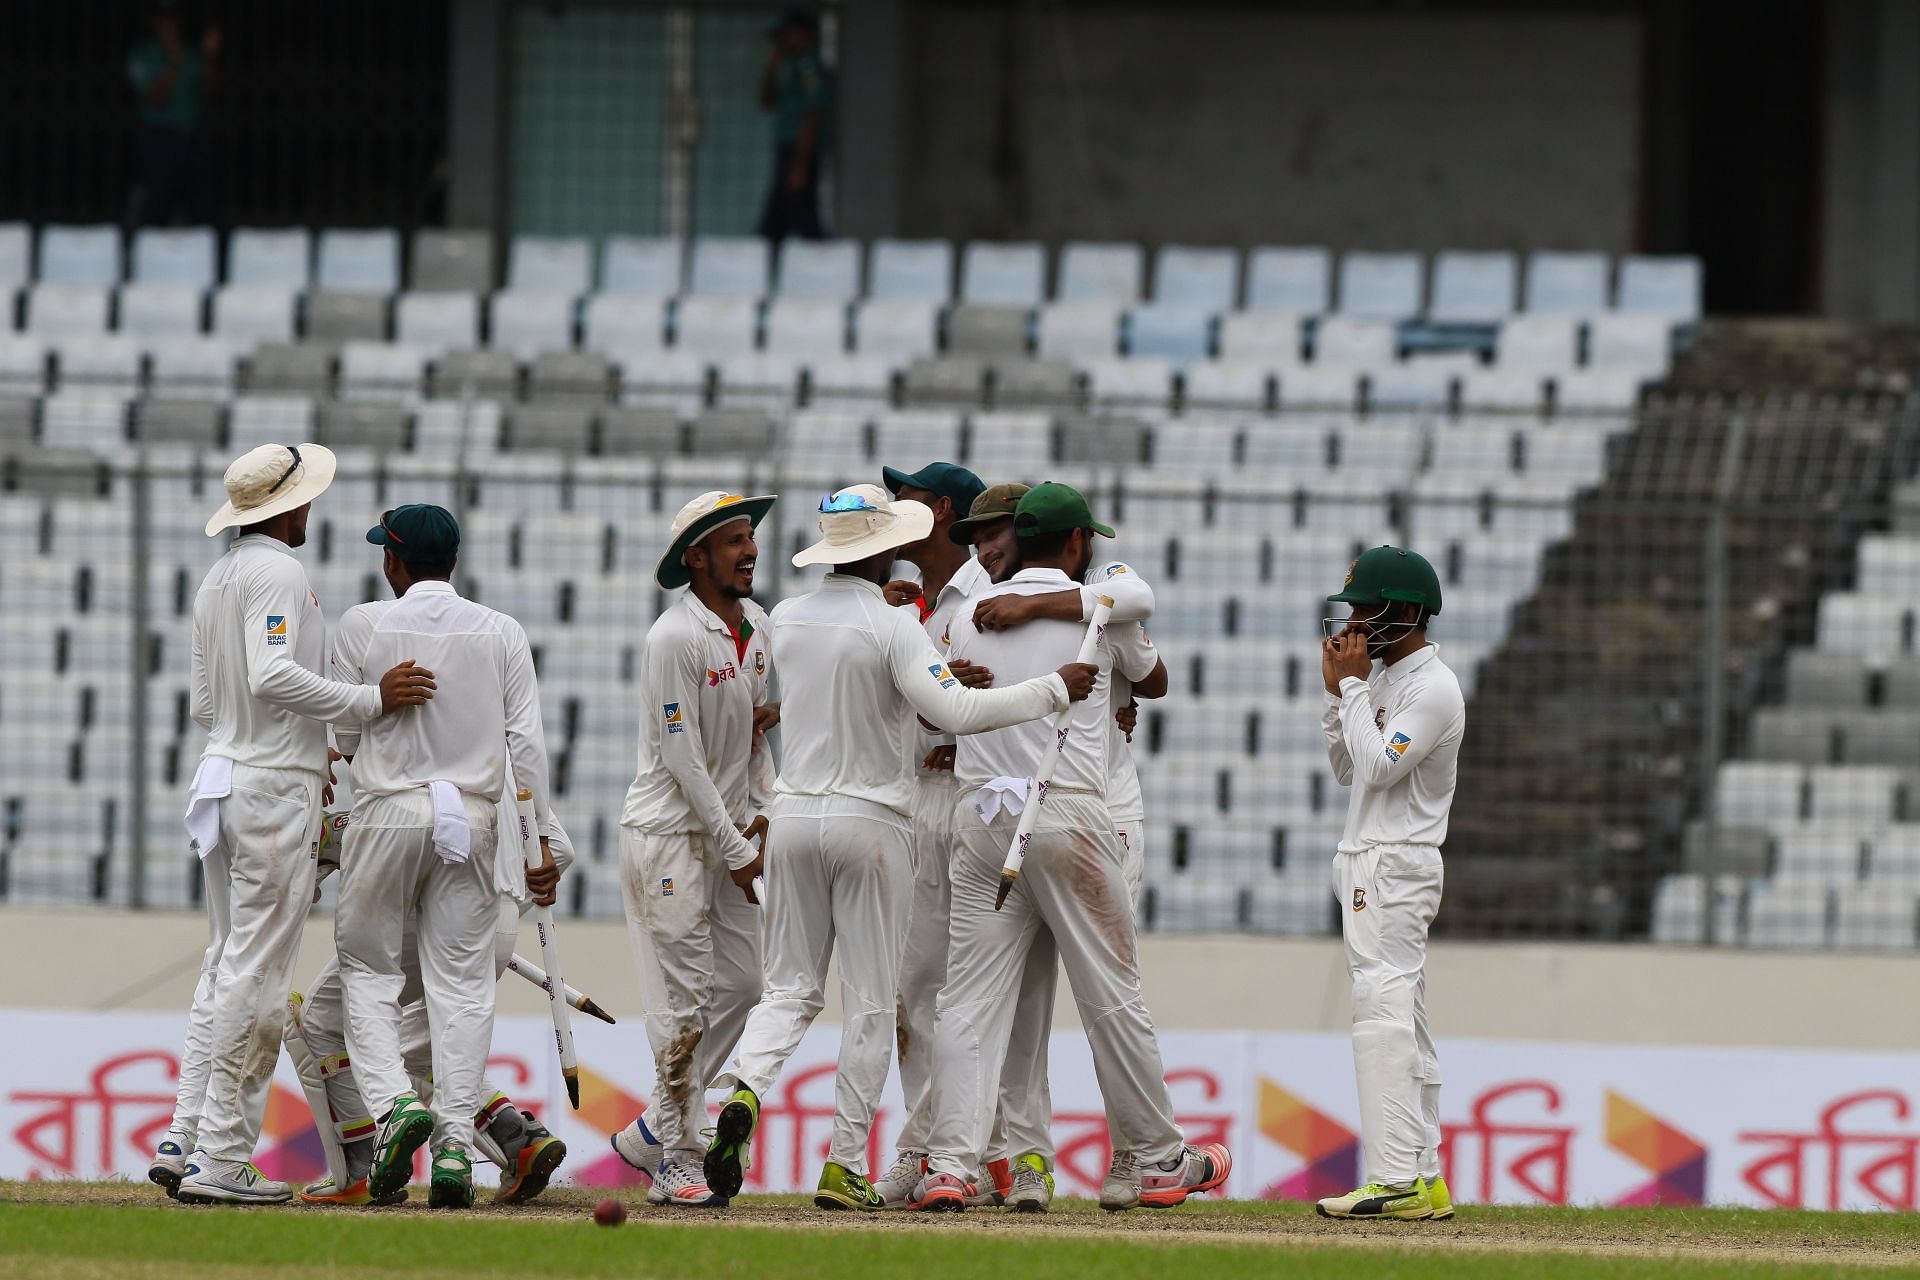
[1327,544,1443,614]
[882,461,986,518]
[1013,481,1115,540]
[367,503,461,565]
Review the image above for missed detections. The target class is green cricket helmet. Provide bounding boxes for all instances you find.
[1327,545,1443,616]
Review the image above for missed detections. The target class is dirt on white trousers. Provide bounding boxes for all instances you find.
[171,763,323,1162]
[299,896,522,1145]
[716,794,913,1171]
[925,791,1184,1181]
[1335,842,1445,1189]
[335,790,501,1152]
[620,827,763,1157]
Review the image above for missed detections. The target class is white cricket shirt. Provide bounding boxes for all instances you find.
[910,554,994,771]
[1323,644,1466,853]
[191,532,382,776]
[771,573,1070,817]
[331,581,554,831]
[1086,558,1160,824]
[947,567,1113,793]
[620,591,774,870]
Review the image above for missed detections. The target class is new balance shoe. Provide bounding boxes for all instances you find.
[1099,1149,1141,1212]
[1007,1153,1053,1213]
[428,1143,475,1210]
[814,1160,884,1211]
[1138,1142,1233,1208]
[610,1114,663,1187]
[872,1150,927,1208]
[1426,1174,1454,1221]
[703,1087,758,1200]
[175,1151,293,1205]
[368,1094,434,1200]
[495,1112,567,1205]
[908,1171,969,1212]
[148,1125,193,1198]
[965,1157,1012,1207]
[648,1153,725,1207]
[1315,1180,1434,1221]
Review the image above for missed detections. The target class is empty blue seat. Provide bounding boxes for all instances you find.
[1428,251,1516,324]
[316,228,400,293]
[38,225,122,287]
[507,236,593,294]
[1336,251,1422,320]
[132,228,217,288]
[1616,255,1703,321]
[775,239,861,301]
[868,239,952,302]
[689,236,769,299]
[1152,245,1238,311]
[1127,304,1212,363]
[960,241,1045,305]
[1057,242,1143,305]
[1246,247,1330,314]
[1524,251,1609,315]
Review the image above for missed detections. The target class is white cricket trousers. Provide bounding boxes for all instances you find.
[987,814,1147,1167]
[300,897,521,1142]
[1336,842,1445,1188]
[176,763,322,1162]
[719,794,913,1169]
[620,826,763,1156]
[336,790,501,1152]
[926,791,1184,1181]
[892,771,956,1153]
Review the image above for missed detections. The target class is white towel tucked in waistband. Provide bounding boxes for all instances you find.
[428,780,471,865]
[973,776,1032,824]
[183,755,234,861]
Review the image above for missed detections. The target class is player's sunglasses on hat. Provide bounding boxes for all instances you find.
[376,508,406,544]
[821,490,882,513]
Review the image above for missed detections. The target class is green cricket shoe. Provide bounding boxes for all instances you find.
[368,1095,434,1200]
[1315,1180,1434,1221]
[813,1160,884,1211]
[703,1087,759,1200]
[428,1143,475,1210]
[1426,1174,1454,1220]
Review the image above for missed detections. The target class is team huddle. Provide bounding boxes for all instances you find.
[145,440,1464,1221]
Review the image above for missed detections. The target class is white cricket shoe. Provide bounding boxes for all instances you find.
[646,1153,725,1207]
[872,1150,927,1208]
[611,1116,662,1187]
[1099,1149,1140,1212]
[148,1124,194,1198]
[176,1151,294,1205]
[1007,1154,1052,1213]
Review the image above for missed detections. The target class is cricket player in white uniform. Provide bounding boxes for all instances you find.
[330,504,558,1209]
[157,444,436,1205]
[913,482,1230,1212]
[865,463,998,1207]
[701,485,1097,1210]
[956,503,1169,1210]
[609,491,777,1207]
[1316,545,1464,1222]
[292,773,574,1206]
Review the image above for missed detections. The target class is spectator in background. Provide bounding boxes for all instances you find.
[756,7,832,245]
[128,1,221,226]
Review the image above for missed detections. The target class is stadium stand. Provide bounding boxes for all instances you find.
[0,224,1731,938]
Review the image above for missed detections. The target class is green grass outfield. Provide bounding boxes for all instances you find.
[1,1188,1918,1279]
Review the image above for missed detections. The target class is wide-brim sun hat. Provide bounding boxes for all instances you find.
[655,490,778,590]
[205,443,337,537]
[792,483,934,568]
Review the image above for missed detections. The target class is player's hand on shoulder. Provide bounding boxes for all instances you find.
[972,593,1034,633]
[1056,662,1098,701]
[378,659,436,713]
[883,579,922,608]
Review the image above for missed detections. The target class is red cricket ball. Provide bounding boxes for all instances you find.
[594,1197,627,1227]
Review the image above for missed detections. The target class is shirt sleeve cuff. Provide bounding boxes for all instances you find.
[1338,676,1370,699]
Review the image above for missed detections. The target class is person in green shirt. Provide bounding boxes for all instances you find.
[127,2,221,226]
[756,7,833,244]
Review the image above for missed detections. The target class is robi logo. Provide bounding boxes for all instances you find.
[707,664,738,687]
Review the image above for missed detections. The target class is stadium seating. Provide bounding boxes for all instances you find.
[0,222,1697,927]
